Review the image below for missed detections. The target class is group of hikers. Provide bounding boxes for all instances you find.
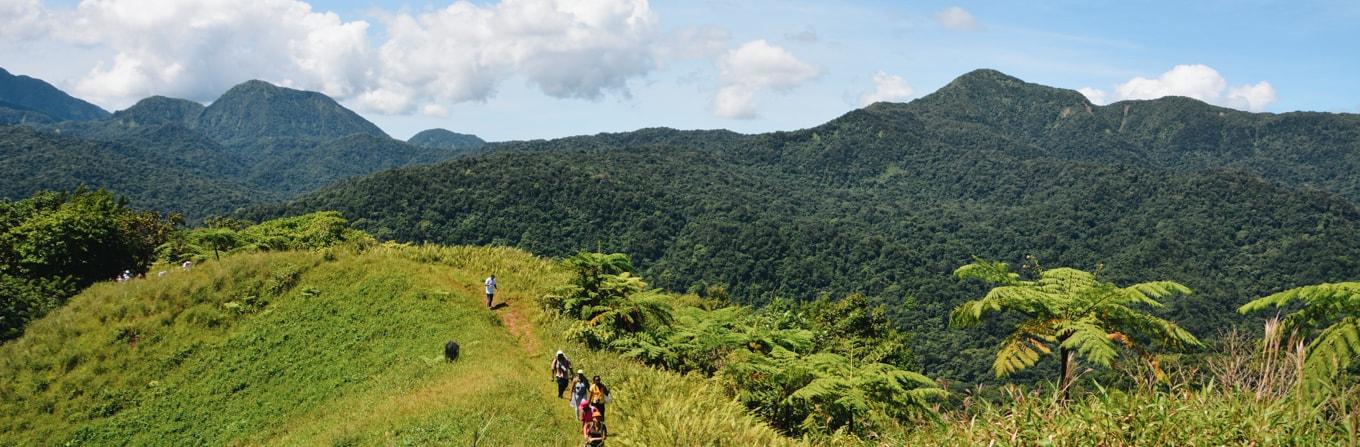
[552,350,610,446]
[484,276,608,445]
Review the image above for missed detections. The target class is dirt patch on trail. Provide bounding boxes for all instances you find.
[441,274,543,356]
[497,303,541,355]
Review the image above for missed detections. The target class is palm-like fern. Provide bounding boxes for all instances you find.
[951,259,1201,398]
[785,352,945,434]
[1238,282,1360,395]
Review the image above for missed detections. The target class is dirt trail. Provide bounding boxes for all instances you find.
[443,274,543,356]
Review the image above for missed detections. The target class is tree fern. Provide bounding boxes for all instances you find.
[1239,282,1360,395]
[951,258,1201,398]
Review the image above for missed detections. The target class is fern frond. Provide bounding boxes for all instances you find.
[953,258,1021,285]
[1057,319,1118,367]
[1239,282,1360,315]
[1301,316,1360,393]
[993,332,1047,377]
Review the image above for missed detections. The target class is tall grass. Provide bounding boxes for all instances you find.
[893,319,1360,446]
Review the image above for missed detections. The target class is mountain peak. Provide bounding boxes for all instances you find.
[408,128,486,151]
[113,96,205,127]
[198,79,388,142]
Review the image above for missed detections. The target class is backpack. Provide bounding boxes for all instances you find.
[585,417,606,438]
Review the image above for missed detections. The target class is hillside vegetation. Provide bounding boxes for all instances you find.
[0,243,796,446]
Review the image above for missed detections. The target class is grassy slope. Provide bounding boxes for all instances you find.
[0,245,794,446]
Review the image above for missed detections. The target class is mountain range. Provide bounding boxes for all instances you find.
[3,67,1359,384]
[246,69,1360,383]
[0,69,483,217]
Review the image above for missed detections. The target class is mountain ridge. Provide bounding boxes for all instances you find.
[0,67,109,123]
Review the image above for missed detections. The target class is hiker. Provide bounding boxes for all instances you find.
[589,375,611,419]
[181,260,192,271]
[551,350,573,398]
[570,370,590,415]
[484,274,497,308]
[582,401,607,446]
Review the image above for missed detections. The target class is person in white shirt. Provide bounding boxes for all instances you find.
[485,275,497,308]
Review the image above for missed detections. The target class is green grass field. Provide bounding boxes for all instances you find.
[0,244,794,446]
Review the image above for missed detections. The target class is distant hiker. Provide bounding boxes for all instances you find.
[484,275,497,308]
[181,260,192,271]
[157,271,166,278]
[582,402,607,446]
[552,350,574,398]
[570,370,590,414]
[589,375,611,419]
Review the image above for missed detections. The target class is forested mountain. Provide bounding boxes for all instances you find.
[0,126,263,216]
[196,80,387,143]
[110,96,205,127]
[0,68,108,123]
[250,69,1360,384]
[0,76,481,218]
[408,128,486,150]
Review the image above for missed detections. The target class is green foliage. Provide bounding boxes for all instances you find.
[951,259,1201,394]
[0,189,173,341]
[169,211,374,263]
[1239,282,1360,396]
[546,252,941,438]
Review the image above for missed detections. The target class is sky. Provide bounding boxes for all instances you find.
[1,0,1357,141]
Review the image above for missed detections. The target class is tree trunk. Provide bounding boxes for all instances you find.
[1058,346,1073,401]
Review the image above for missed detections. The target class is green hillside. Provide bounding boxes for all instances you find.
[0,245,795,446]
[0,126,263,216]
[248,71,1360,384]
[0,67,108,122]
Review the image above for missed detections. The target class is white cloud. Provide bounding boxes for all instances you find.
[0,0,50,41]
[1226,81,1276,112]
[364,0,660,113]
[712,39,819,119]
[1078,64,1277,112]
[5,0,377,110]
[858,70,914,106]
[935,6,979,31]
[1076,87,1107,106]
[3,0,671,113]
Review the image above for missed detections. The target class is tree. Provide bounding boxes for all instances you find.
[786,353,945,434]
[950,258,1201,399]
[192,228,239,261]
[0,189,174,341]
[1239,282,1360,395]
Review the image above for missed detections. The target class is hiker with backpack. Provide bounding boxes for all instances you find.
[552,350,573,398]
[582,401,607,446]
[589,375,611,419]
[569,370,590,415]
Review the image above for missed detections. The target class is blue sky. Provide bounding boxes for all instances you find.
[2,0,1357,141]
